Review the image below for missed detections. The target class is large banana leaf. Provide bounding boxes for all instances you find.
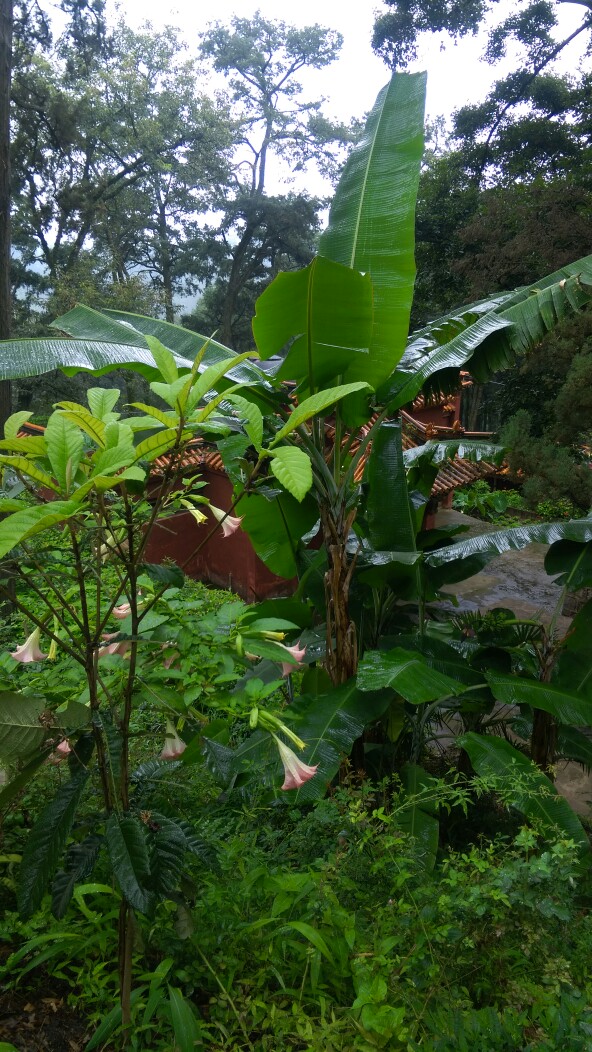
[252,257,373,391]
[553,597,592,701]
[0,303,273,387]
[319,72,426,387]
[380,254,592,407]
[365,420,417,550]
[235,491,318,580]
[425,518,592,586]
[486,672,592,726]
[459,732,589,855]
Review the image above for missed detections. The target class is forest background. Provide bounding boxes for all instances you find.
[3,0,592,507]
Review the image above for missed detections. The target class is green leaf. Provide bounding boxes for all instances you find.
[0,455,58,491]
[272,382,371,444]
[86,387,120,420]
[168,986,203,1052]
[487,672,592,726]
[128,403,176,428]
[289,680,392,803]
[357,648,468,703]
[459,732,589,854]
[17,766,90,918]
[227,393,263,451]
[140,563,184,589]
[253,256,373,391]
[51,834,102,919]
[134,429,182,463]
[365,420,417,551]
[105,814,153,914]
[55,403,106,446]
[186,351,256,411]
[236,491,318,579]
[544,539,592,590]
[0,501,80,559]
[319,72,427,385]
[44,412,84,491]
[396,764,439,871]
[145,335,179,384]
[425,518,592,586]
[0,694,47,759]
[391,255,592,402]
[281,921,335,963]
[4,411,33,439]
[269,446,313,502]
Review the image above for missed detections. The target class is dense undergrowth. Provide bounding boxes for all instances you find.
[2,731,592,1050]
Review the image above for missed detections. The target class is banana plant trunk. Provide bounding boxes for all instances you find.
[321,503,358,685]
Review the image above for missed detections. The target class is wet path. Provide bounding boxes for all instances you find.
[435,510,591,817]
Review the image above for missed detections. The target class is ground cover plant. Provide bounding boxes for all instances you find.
[1,68,592,1049]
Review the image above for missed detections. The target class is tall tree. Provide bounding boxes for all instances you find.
[11,21,231,322]
[0,0,11,430]
[198,14,352,348]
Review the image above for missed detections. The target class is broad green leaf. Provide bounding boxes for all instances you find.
[0,455,58,491]
[17,766,90,918]
[186,351,256,411]
[487,673,592,726]
[425,518,592,586]
[51,834,102,919]
[272,383,371,444]
[357,648,468,703]
[103,308,271,389]
[145,335,179,384]
[0,501,80,559]
[281,921,335,963]
[105,814,153,914]
[227,393,264,451]
[253,256,373,390]
[55,403,106,446]
[0,436,46,456]
[389,255,592,403]
[150,375,190,410]
[86,387,120,420]
[133,428,183,463]
[168,986,203,1052]
[365,420,417,551]
[459,732,589,854]
[270,446,313,502]
[128,403,176,428]
[4,411,33,439]
[44,412,84,491]
[553,598,592,700]
[544,539,592,590]
[319,72,426,385]
[236,491,318,579]
[0,694,47,759]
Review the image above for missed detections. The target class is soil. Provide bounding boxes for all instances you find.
[0,982,89,1051]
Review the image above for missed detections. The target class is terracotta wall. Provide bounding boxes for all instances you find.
[145,467,295,601]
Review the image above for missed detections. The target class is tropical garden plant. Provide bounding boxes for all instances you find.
[2,69,592,1045]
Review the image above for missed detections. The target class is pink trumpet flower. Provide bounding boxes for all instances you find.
[280,640,307,677]
[10,626,47,663]
[99,632,132,659]
[112,597,144,620]
[49,739,72,764]
[209,505,243,538]
[160,719,186,760]
[275,737,318,791]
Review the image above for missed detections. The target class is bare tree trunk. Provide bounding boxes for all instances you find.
[321,504,358,686]
[0,0,12,352]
